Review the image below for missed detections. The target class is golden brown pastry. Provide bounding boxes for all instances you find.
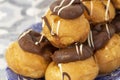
[95,34,120,74]
[42,9,90,48]
[83,0,115,23]
[112,0,120,9]
[45,57,99,80]
[6,41,51,78]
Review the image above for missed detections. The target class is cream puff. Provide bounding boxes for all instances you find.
[45,57,99,80]
[83,0,115,23]
[42,0,90,48]
[6,30,56,78]
[95,34,120,74]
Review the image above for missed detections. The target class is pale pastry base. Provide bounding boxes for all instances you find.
[45,57,99,80]
[6,41,50,78]
[95,34,120,74]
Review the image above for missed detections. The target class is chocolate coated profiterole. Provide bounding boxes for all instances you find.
[18,29,49,54]
[42,9,90,48]
[51,43,93,63]
[50,0,84,19]
[18,29,57,61]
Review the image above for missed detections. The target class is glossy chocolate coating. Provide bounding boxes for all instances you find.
[18,30,56,61]
[18,30,48,54]
[62,72,71,80]
[52,44,93,63]
[50,0,84,19]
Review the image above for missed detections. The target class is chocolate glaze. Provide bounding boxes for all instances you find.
[83,4,90,15]
[50,0,84,19]
[18,30,57,61]
[42,16,58,37]
[62,72,71,80]
[91,23,115,50]
[42,16,52,33]
[51,44,93,63]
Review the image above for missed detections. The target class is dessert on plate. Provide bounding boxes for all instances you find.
[5,0,120,80]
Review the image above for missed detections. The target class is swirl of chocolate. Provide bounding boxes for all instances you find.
[63,72,71,80]
[51,44,93,63]
[50,0,84,19]
[18,29,56,61]
[92,23,115,50]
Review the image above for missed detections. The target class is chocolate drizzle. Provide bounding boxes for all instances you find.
[42,16,58,37]
[87,30,94,49]
[58,64,71,80]
[62,72,71,80]
[42,16,52,33]
[105,24,111,38]
[50,0,84,19]
[83,4,90,15]
[90,0,93,16]
[52,43,93,63]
